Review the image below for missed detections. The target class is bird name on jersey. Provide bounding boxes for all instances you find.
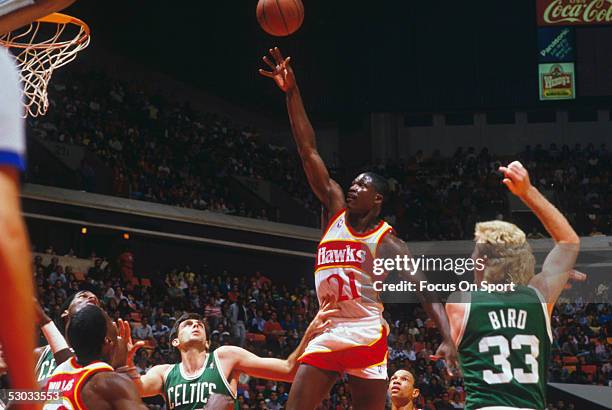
[373,280,517,293]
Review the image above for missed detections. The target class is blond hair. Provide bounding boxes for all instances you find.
[474,221,535,285]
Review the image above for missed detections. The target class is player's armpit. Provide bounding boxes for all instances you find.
[83,372,148,410]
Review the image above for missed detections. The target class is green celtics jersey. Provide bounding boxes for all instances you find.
[458,286,551,410]
[163,351,238,410]
[35,345,56,386]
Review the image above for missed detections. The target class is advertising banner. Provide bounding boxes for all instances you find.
[538,27,575,62]
[537,0,612,26]
[538,63,576,100]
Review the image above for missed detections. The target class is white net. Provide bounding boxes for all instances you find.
[0,13,90,117]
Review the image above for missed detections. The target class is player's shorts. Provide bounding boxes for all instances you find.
[298,318,389,380]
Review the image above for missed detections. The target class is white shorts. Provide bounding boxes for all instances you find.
[298,319,389,380]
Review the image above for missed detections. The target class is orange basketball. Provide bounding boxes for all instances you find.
[256,0,304,37]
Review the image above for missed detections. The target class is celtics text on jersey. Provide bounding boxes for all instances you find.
[35,345,56,386]
[162,350,237,410]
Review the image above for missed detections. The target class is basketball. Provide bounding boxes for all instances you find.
[256,0,304,37]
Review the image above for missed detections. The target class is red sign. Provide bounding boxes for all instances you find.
[537,0,612,26]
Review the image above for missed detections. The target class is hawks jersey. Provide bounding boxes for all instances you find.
[315,209,393,325]
[36,345,57,387]
[162,351,237,410]
[0,48,26,171]
[299,209,393,377]
[42,357,113,409]
[458,286,551,410]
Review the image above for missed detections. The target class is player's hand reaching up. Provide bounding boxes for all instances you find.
[259,47,296,93]
[116,318,146,368]
[499,161,533,197]
[564,269,587,290]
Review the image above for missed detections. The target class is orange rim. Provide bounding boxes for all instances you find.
[0,12,90,49]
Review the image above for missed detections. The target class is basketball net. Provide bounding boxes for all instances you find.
[0,13,90,117]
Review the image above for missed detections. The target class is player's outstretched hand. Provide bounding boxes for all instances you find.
[304,297,339,340]
[498,161,532,197]
[116,318,146,368]
[432,339,460,377]
[258,47,296,93]
[564,269,587,290]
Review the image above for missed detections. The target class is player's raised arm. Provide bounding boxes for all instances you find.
[259,47,344,215]
[499,161,580,307]
[378,233,458,373]
[0,49,37,396]
[35,299,73,365]
[218,300,337,382]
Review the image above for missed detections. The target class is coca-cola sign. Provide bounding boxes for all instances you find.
[537,0,612,26]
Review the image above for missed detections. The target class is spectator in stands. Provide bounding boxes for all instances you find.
[133,316,154,342]
[211,323,231,345]
[151,318,169,340]
[230,296,249,347]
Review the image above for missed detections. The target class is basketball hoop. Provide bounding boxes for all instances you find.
[0,13,90,117]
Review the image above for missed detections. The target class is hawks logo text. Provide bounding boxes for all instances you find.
[316,241,372,272]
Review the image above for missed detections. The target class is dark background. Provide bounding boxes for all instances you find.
[60,0,612,118]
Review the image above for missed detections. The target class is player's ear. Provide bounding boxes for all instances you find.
[171,338,180,348]
[61,309,69,319]
[412,388,420,399]
[374,192,383,204]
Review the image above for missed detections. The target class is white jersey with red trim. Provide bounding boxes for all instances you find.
[42,357,113,410]
[0,48,26,171]
[315,209,393,326]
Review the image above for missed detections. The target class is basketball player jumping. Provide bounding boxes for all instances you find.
[388,369,421,410]
[43,304,147,409]
[118,300,337,409]
[259,47,457,410]
[0,0,80,402]
[446,161,581,410]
